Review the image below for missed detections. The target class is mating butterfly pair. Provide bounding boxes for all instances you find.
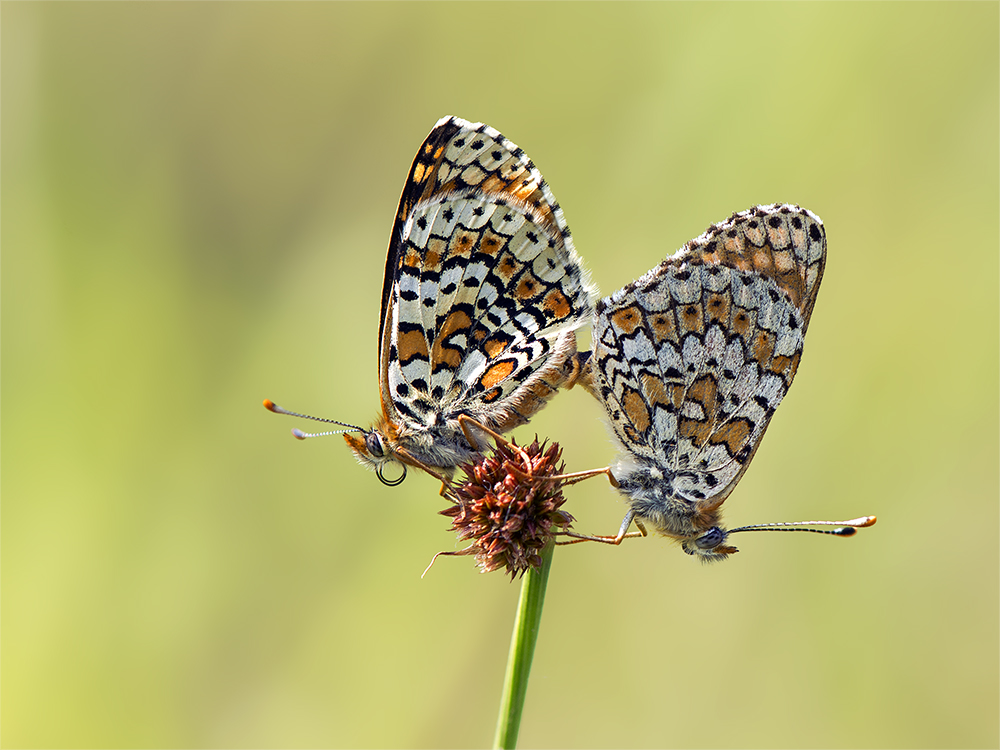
[265,116,874,560]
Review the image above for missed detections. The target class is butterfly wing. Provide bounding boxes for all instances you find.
[592,204,826,507]
[379,116,596,449]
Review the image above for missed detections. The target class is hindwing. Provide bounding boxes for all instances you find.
[592,204,826,504]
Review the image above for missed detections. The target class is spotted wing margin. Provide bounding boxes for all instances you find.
[378,115,582,353]
[384,188,594,433]
[593,204,826,504]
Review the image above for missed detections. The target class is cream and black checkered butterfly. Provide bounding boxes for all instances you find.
[338,116,596,484]
[579,204,839,558]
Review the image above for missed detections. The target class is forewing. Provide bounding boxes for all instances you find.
[379,116,576,347]
[593,204,826,503]
[381,117,595,430]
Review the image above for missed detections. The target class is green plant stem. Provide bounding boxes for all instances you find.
[493,540,555,750]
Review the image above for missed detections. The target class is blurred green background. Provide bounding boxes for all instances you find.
[3,2,997,748]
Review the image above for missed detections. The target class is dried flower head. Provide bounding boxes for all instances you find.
[437,437,574,578]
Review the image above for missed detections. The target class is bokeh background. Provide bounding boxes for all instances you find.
[3,3,997,748]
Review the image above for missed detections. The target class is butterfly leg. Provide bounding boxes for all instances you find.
[556,509,648,546]
[455,413,534,466]
[456,413,497,451]
[547,465,620,488]
[390,446,455,491]
[563,350,600,400]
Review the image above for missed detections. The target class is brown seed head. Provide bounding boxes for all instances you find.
[440,437,574,578]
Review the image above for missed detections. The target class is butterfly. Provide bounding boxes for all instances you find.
[564,204,875,558]
[266,116,596,486]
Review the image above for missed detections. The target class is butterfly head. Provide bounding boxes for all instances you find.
[673,512,879,561]
[263,399,407,487]
[681,526,739,561]
[342,423,408,487]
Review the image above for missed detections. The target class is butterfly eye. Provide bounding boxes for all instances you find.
[366,432,385,458]
[694,527,726,550]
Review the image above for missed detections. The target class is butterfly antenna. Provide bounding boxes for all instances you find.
[728,515,877,537]
[262,399,365,439]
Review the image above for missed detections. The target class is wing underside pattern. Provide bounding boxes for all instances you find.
[377,116,596,455]
[592,204,826,504]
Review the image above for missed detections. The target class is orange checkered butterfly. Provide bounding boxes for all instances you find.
[266,116,596,486]
[562,205,874,558]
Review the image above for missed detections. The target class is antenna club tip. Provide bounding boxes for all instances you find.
[291,429,308,440]
[843,515,877,528]
[263,399,277,412]
[836,515,877,536]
